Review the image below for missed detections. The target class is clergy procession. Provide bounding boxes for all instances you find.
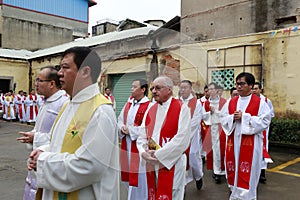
[12,46,275,200]
[0,89,42,124]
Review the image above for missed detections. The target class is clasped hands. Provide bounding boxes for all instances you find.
[142,150,160,165]
[233,110,242,121]
[27,149,43,171]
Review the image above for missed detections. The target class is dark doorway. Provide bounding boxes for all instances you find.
[0,79,11,93]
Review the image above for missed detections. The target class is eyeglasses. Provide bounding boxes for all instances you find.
[35,78,52,83]
[150,85,166,91]
[235,82,247,87]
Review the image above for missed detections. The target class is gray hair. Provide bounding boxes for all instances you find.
[155,76,174,89]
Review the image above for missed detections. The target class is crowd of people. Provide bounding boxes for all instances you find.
[1,89,45,124]
[14,46,274,200]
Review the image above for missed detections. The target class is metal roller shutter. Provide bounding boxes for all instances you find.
[111,72,146,116]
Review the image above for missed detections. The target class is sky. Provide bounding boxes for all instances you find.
[88,0,181,33]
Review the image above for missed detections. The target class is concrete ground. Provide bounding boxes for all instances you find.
[0,119,300,200]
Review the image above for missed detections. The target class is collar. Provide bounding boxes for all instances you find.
[71,83,99,103]
[180,93,193,102]
[209,95,220,102]
[45,90,67,103]
[130,96,149,103]
[158,96,172,109]
[239,93,252,100]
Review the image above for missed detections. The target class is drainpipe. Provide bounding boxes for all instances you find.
[150,37,159,82]
[28,60,32,92]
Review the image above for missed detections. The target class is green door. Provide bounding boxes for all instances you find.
[111,72,147,117]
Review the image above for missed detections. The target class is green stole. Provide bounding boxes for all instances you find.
[36,94,111,200]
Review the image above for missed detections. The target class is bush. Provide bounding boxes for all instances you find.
[269,118,300,144]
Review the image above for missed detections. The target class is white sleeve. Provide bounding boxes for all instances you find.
[241,100,271,135]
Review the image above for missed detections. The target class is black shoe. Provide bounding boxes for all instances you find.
[259,169,266,183]
[215,175,221,184]
[202,156,206,164]
[196,178,203,190]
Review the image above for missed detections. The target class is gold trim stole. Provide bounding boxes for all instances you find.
[36,94,111,200]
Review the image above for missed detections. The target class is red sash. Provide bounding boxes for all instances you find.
[183,97,197,170]
[203,97,227,170]
[29,94,38,120]
[104,94,114,103]
[120,100,150,186]
[226,94,260,189]
[145,98,182,200]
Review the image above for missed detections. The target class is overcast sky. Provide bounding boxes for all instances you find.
[88,0,181,33]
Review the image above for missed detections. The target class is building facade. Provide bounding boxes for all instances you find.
[181,0,300,41]
[0,0,96,50]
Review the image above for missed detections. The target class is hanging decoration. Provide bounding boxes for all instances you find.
[270,26,299,38]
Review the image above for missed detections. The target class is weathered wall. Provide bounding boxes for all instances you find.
[180,28,300,115]
[0,58,29,92]
[181,0,300,40]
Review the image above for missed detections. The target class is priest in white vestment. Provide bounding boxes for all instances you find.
[220,72,271,200]
[118,79,153,200]
[137,76,191,200]
[28,47,119,200]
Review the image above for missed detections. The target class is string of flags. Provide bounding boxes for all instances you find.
[270,26,299,37]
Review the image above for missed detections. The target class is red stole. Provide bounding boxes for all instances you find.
[120,100,150,186]
[104,94,115,104]
[203,97,227,170]
[17,95,25,119]
[29,94,38,120]
[183,97,197,170]
[226,94,260,189]
[145,98,182,200]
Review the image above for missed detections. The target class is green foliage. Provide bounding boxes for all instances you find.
[269,118,300,144]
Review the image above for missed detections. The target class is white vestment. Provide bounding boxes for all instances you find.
[180,94,203,184]
[14,94,27,122]
[260,94,275,169]
[202,96,225,175]
[118,96,153,200]
[36,84,120,200]
[23,90,69,200]
[25,94,39,123]
[137,97,191,200]
[220,95,271,200]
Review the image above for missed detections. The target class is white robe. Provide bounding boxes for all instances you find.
[259,94,275,169]
[14,94,27,122]
[180,94,203,184]
[117,96,153,200]
[202,96,225,175]
[137,97,191,200]
[25,94,39,123]
[220,95,271,200]
[23,90,69,200]
[36,84,120,200]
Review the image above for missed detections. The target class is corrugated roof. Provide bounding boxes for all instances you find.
[0,26,158,60]
[28,26,158,59]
